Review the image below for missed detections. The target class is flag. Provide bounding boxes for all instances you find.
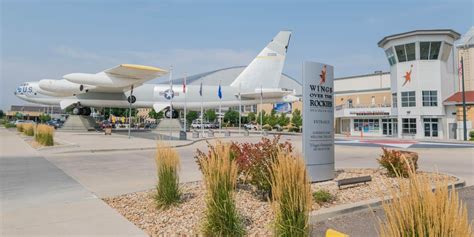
[458,61,463,79]
[218,83,222,99]
[199,81,202,96]
[183,78,186,93]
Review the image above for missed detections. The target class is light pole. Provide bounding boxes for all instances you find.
[460,56,468,141]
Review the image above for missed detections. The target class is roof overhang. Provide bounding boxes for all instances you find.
[378,29,461,48]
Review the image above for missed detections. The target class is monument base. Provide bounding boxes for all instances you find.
[306,163,335,182]
[155,119,184,131]
[60,115,98,132]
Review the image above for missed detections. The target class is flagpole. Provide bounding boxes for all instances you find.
[183,73,187,133]
[168,66,173,140]
[219,80,222,135]
[238,82,241,135]
[260,84,263,136]
[200,78,204,137]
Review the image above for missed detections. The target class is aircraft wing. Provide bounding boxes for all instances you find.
[104,64,168,81]
[63,64,168,93]
[239,89,293,99]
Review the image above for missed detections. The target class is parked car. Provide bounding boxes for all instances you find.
[244,123,258,130]
[46,120,60,129]
[14,120,36,125]
[144,123,157,129]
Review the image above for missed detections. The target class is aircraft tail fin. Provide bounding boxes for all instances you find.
[230,31,291,91]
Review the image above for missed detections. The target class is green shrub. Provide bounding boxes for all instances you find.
[154,144,181,209]
[35,124,54,146]
[195,136,293,197]
[312,189,334,204]
[199,143,245,236]
[262,124,272,131]
[4,122,16,128]
[270,152,312,237]
[377,148,418,178]
[470,130,474,140]
[22,123,34,136]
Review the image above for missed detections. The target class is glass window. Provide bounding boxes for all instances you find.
[392,93,397,108]
[441,42,452,61]
[402,118,417,134]
[420,42,430,60]
[406,43,416,61]
[429,42,441,60]
[354,119,380,132]
[385,48,397,65]
[395,45,407,62]
[401,91,416,107]
[419,41,442,60]
[422,90,438,106]
[395,43,416,62]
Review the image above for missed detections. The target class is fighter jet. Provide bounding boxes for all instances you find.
[14,31,298,117]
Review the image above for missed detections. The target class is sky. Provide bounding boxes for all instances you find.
[1,0,472,110]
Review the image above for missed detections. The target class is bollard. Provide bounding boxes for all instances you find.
[225,130,230,137]
[244,130,249,136]
[263,130,268,136]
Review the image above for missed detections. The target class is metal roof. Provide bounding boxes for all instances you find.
[378,29,461,48]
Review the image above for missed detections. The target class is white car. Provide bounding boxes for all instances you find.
[244,123,258,130]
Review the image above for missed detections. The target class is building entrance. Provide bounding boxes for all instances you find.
[423,118,439,138]
[382,118,397,136]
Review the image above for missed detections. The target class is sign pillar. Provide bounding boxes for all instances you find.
[302,61,335,182]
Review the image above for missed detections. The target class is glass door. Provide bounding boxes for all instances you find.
[423,118,439,138]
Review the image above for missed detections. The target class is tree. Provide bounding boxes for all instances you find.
[39,114,51,123]
[277,113,290,127]
[186,111,199,125]
[148,110,163,120]
[224,109,239,126]
[247,112,256,123]
[257,110,267,125]
[291,109,302,128]
[0,110,4,118]
[266,109,279,127]
[204,109,217,122]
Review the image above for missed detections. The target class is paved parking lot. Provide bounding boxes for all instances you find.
[2,128,473,236]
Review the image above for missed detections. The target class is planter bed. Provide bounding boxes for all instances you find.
[103,168,457,236]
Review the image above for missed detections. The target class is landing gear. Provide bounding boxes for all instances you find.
[164,109,179,119]
[72,106,91,116]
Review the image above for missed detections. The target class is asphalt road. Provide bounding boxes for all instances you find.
[311,185,474,236]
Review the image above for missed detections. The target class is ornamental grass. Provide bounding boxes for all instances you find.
[154,144,181,209]
[200,143,245,236]
[270,152,312,237]
[35,124,54,146]
[378,167,472,236]
[16,123,23,132]
[22,123,35,136]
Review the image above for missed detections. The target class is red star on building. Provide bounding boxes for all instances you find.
[402,65,413,86]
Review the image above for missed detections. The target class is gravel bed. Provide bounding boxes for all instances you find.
[103,168,458,236]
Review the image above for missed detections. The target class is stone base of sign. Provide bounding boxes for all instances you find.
[60,115,98,132]
[306,163,335,182]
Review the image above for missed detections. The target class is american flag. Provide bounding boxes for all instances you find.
[182,76,186,93]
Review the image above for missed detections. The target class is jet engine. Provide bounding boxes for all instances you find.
[39,79,87,96]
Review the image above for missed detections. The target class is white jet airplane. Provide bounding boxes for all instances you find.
[14,31,298,117]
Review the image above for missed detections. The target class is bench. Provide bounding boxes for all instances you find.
[337,175,372,189]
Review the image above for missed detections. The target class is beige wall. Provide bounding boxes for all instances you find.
[458,46,474,91]
[335,91,391,107]
[456,105,474,128]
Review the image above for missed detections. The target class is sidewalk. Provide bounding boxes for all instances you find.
[0,128,146,236]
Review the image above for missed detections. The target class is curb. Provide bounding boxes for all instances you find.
[309,175,466,223]
[53,134,247,154]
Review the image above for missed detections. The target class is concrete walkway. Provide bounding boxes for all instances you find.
[0,128,146,236]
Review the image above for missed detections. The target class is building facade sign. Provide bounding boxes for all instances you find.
[302,61,335,182]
